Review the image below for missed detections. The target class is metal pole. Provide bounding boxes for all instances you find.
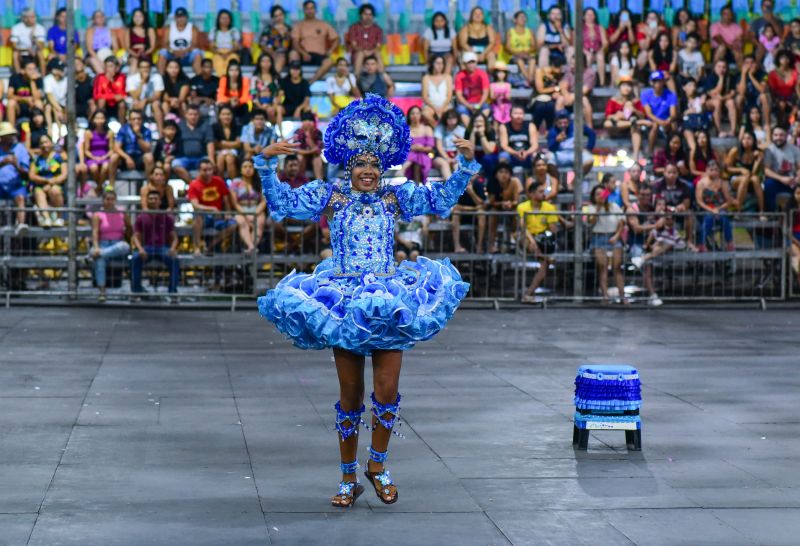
[66,0,77,298]
[572,0,585,300]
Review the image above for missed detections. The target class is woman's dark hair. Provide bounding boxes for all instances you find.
[406,105,422,124]
[743,104,763,132]
[54,7,66,20]
[652,32,673,66]
[270,5,285,18]
[165,58,187,81]
[431,11,450,39]
[216,8,233,31]
[583,7,598,21]
[441,108,459,126]
[427,54,445,75]
[465,112,494,140]
[776,49,793,66]
[254,52,278,80]
[217,104,236,124]
[468,6,485,25]
[128,8,149,29]
[89,110,109,133]
[590,184,607,208]
[30,108,46,128]
[693,130,713,162]
[225,60,244,95]
[358,3,375,16]
[673,8,690,26]
[738,129,758,156]
[513,10,525,19]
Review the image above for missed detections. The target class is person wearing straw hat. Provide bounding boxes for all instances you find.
[0,122,30,237]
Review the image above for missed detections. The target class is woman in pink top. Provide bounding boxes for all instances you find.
[583,8,608,86]
[490,63,512,127]
[90,189,131,302]
[402,106,434,182]
[711,6,743,66]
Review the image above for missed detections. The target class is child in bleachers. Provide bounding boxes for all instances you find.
[153,120,182,181]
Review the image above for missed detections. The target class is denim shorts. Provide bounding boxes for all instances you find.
[171,156,204,171]
[591,233,623,251]
[203,215,237,230]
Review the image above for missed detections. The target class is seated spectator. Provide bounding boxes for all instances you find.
[536,6,571,68]
[621,163,646,209]
[451,172,487,253]
[505,11,536,84]
[357,55,394,98]
[6,58,44,128]
[609,37,635,89]
[162,59,190,120]
[499,104,539,171]
[759,22,781,71]
[74,57,96,120]
[212,105,242,180]
[490,63,512,129]
[46,8,78,65]
[122,8,157,70]
[421,55,454,126]
[346,3,384,75]
[82,111,116,189]
[395,213,429,262]
[258,5,292,74]
[153,120,182,180]
[293,111,324,180]
[736,56,770,131]
[158,7,203,75]
[607,9,634,54]
[292,0,339,83]
[486,163,523,253]
[547,110,595,175]
[10,9,46,73]
[671,9,696,50]
[725,130,766,215]
[750,0,785,65]
[454,52,490,126]
[519,180,560,303]
[423,12,456,75]
[604,77,648,161]
[28,134,66,227]
[139,165,175,211]
[24,108,48,155]
[189,58,220,119]
[188,159,237,256]
[172,105,215,183]
[530,56,565,131]
[241,110,275,160]
[586,185,626,304]
[252,53,284,124]
[583,8,608,87]
[704,59,738,137]
[767,50,797,126]
[93,56,126,121]
[528,154,559,200]
[635,11,666,73]
[679,78,709,153]
[783,18,800,63]
[209,9,242,77]
[652,161,695,244]
[689,130,717,183]
[131,190,180,298]
[649,33,677,94]
[561,50,595,128]
[711,6,744,66]
[653,134,690,177]
[278,154,309,189]
[280,61,312,119]
[677,32,705,87]
[230,158,267,254]
[43,59,67,128]
[457,6,497,71]
[641,70,678,154]
[433,109,465,179]
[695,160,735,252]
[216,60,252,126]
[125,57,164,133]
[763,125,800,211]
[109,109,154,184]
[402,106,434,182]
[326,58,360,114]
[0,123,30,236]
[85,10,119,75]
[465,112,498,177]
[742,104,770,149]
[90,189,131,302]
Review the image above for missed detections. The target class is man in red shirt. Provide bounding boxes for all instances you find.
[187,159,237,255]
[345,3,384,75]
[93,56,126,120]
[603,77,650,161]
[454,52,490,126]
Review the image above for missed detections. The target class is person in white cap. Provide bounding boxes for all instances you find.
[0,122,30,237]
[454,51,490,126]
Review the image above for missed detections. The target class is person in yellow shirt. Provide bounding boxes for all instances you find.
[518,181,560,302]
[505,11,536,84]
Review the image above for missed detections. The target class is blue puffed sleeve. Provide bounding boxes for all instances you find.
[393,155,481,220]
[253,155,333,222]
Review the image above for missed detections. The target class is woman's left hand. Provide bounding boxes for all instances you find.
[453,137,475,161]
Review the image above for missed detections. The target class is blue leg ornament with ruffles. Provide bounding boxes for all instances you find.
[332,403,366,508]
[364,392,401,504]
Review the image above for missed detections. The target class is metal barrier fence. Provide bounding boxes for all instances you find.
[1,205,797,306]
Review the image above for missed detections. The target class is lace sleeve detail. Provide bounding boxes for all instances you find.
[253,155,333,222]
[392,155,481,220]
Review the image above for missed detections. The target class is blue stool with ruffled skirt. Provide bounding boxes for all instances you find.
[572,364,642,451]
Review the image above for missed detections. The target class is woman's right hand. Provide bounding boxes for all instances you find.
[262,141,300,159]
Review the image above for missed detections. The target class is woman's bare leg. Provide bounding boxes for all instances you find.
[367,349,402,502]
[332,348,365,505]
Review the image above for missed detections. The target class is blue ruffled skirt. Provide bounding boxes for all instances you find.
[258,256,469,355]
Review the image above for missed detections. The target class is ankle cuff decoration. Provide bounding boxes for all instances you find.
[340,459,359,474]
[368,446,388,463]
[334,401,366,441]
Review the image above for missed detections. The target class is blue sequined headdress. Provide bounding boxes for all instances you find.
[323,94,411,170]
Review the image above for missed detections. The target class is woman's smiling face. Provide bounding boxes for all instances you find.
[350,154,381,192]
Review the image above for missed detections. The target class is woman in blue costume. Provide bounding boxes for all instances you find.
[255,94,480,508]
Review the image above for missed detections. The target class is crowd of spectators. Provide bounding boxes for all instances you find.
[1,1,800,300]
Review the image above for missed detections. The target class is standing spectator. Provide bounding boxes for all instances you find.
[486,163,523,253]
[726,130,765,215]
[357,55,394,98]
[212,105,242,180]
[583,8,608,87]
[292,0,339,84]
[519,180,560,302]
[677,33,705,86]
[216,60,252,125]
[505,11,536,84]
[499,104,539,171]
[172,105,215,184]
[280,61,312,118]
[6,58,44,128]
[90,189,131,302]
[763,125,800,211]
[433,109,465,179]
[326,58,360,114]
[125,57,164,133]
[635,11,667,72]
[162,59,190,119]
[641,70,678,154]
[546,110,595,175]
[131,190,181,298]
[46,8,79,65]
[293,112,324,180]
[84,10,119,75]
[189,59,220,119]
[158,7,203,75]
[530,56,565,130]
[421,55,453,126]
[345,3,384,76]
[767,50,798,126]
[736,55,770,130]
[704,59,738,137]
[490,63,512,129]
[10,8,46,73]
[604,77,648,161]
[43,59,67,128]
[695,160,735,251]
[0,123,30,236]
[586,185,626,304]
[241,111,275,160]
[153,120,182,180]
[711,5,744,66]
[402,106,434,182]
[422,12,456,75]
[258,5,293,74]
[122,8,157,70]
[209,9,242,77]
[28,134,65,227]
[93,56,126,120]
[109,109,154,184]
[82,111,116,188]
[139,165,175,211]
[74,57,96,120]
[607,10,634,53]
[458,6,497,71]
[454,52,490,126]
[230,158,267,254]
[252,53,284,124]
[188,159,237,256]
[536,6,571,68]
[629,198,683,305]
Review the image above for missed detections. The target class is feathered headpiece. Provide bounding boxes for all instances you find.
[323,94,411,170]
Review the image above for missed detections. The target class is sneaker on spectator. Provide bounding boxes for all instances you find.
[631,256,644,270]
[14,223,29,237]
[53,217,65,227]
[648,294,663,307]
